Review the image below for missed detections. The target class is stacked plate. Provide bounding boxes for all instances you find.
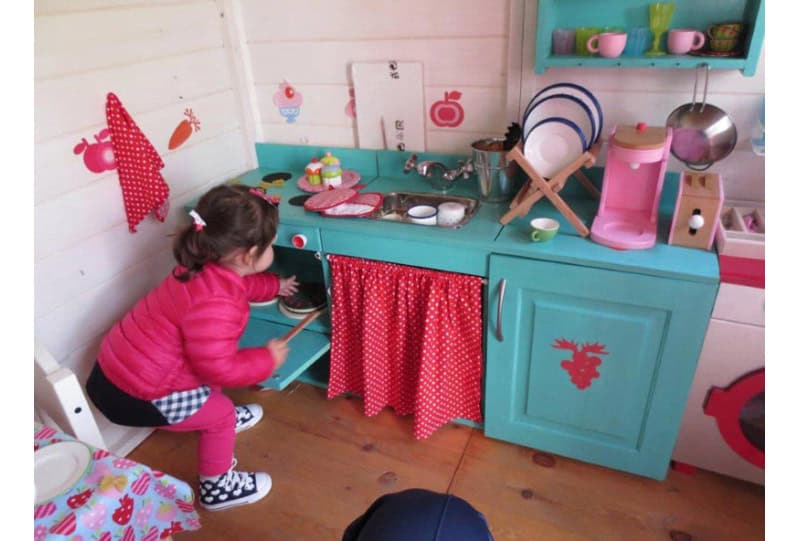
[521,83,603,179]
[278,282,327,320]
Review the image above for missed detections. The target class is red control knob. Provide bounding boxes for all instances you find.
[636,122,647,132]
[291,234,307,249]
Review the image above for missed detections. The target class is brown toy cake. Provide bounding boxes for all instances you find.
[279,282,327,315]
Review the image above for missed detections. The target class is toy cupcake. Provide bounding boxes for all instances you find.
[305,157,322,185]
[320,152,343,187]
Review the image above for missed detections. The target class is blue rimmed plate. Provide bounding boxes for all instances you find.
[523,117,587,179]
[524,82,603,145]
[523,93,595,151]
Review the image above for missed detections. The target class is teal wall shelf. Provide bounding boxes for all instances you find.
[535,0,765,76]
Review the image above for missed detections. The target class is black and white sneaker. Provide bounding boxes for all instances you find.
[199,465,272,511]
[234,404,263,434]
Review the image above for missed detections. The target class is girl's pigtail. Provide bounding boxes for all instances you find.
[173,225,211,282]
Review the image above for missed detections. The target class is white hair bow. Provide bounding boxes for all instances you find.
[189,209,206,231]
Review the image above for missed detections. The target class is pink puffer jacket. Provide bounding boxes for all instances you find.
[98,262,280,400]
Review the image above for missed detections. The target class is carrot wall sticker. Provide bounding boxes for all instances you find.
[73,129,117,173]
[168,108,201,150]
[552,338,608,390]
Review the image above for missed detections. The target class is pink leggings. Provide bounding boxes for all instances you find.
[160,389,235,477]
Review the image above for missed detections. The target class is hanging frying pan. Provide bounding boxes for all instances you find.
[666,63,738,171]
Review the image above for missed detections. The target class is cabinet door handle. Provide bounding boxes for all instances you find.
[496,278,507,342]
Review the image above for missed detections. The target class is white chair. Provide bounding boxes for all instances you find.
[34,341,106,450]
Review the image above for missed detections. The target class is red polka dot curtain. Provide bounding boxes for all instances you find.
[327,255,484,439]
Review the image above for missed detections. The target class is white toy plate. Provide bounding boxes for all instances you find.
[523,94,595,150]
[523,118,587,179]
[249,297,278,307]
[524,82,603,144]
[34,441,92,504]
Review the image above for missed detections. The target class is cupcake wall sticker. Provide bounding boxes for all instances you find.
[274,81,303,123]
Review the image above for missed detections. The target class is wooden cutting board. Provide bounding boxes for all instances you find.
[351,61,426,152]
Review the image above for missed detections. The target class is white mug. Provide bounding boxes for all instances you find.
[407,205,437,226]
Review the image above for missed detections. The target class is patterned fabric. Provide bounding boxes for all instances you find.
[327,255,484,439]
[105,92,170,233]
[233,404,262,433]
[199,465,271,511]
[152,385,211,424]
[34,424,201,540]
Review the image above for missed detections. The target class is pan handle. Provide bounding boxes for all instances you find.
[691,63,710,113]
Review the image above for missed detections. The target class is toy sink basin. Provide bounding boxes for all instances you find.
[367,192,479,228]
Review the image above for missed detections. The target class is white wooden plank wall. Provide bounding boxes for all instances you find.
[34,0,253,453]
[238,0,514,154]
[517,0,765,201]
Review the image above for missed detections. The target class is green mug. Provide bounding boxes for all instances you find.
[530,217,560,242]
[576,27,602,56]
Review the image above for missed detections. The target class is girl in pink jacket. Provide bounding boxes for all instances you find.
[86,184,298,511]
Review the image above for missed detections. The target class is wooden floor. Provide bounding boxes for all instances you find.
[129,383,764,541]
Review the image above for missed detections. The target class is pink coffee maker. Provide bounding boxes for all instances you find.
[590,123,673,250]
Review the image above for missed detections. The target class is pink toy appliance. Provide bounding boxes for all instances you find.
[590,123,673,250]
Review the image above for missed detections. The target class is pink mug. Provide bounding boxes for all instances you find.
[667,29,706,54]
[586,32,627,58]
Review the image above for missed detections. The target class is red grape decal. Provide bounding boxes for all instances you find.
[552,338,608,390]
[73,129,116,173]
[430,90,465,128]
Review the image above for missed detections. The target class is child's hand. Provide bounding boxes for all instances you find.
[267,338,289,370]
[279,275,299,297]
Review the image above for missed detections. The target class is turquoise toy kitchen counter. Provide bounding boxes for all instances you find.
[185,142,719,480]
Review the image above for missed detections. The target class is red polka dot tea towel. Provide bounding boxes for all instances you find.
[327,255,483,439]
[106,92,170,233]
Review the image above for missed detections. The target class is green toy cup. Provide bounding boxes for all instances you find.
[576,27,602,56]
[530,217,560,242]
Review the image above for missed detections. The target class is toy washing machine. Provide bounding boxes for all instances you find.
[672,202,765,484]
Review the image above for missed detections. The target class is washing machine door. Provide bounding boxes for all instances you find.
[704,368,765,468]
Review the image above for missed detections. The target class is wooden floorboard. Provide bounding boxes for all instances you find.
[128,383,764,541]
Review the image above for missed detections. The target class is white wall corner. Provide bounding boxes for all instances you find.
[217,0,261,166]
[505,0,526,124]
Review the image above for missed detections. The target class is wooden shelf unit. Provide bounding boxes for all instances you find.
[535,0,765,76]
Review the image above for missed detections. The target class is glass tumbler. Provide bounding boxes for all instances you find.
[551,28,576,55]
[624,27,651,56]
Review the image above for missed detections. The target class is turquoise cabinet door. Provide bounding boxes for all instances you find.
[484,255,717,480]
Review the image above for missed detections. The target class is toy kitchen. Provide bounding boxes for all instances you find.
[188,53,764,484]
[171,1,763,485]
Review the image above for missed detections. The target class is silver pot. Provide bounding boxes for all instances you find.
[666,64,738,171]
[471,138,524,202]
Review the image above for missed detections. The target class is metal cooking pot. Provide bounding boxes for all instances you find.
[471,137,524,203]
[666,64,737,171]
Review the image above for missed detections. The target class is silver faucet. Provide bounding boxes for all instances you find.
[403,153,473,183]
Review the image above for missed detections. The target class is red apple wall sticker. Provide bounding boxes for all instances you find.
[73,128,117,173]
[430,90,465,128]
[345,87,357,119]
[168,108,201,150]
